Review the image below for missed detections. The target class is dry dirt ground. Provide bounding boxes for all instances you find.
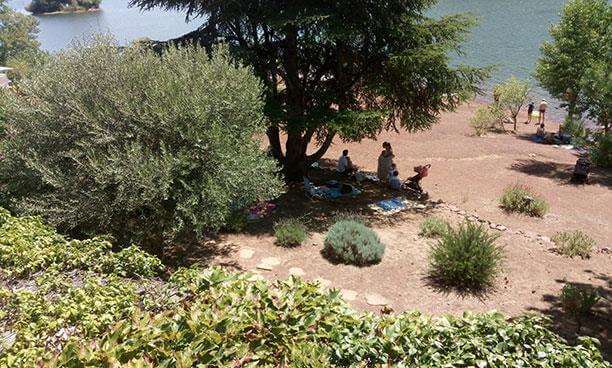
[179,102,611,357]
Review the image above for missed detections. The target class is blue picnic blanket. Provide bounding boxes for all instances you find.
[376,197,407,212]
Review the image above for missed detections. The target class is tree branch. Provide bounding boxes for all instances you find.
[306,131,336,164]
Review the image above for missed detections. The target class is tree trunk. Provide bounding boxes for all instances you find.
[513,116,518,131]
[266,127,336,182]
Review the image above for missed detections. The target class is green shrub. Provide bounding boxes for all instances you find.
[323,220,384,265]
[499,184,549,217]
[223,210,248,233]
[561,117,590,146]
[274,218,308,247]
[429,221,503,289]
[0,38,283,248]
[469,104,506,136]
[560,284,600,327]
[419,217,450,238]
[0,208,162,278]
[552,230,595,258]
[590,132,612,167]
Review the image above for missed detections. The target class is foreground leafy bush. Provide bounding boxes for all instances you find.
[0,38,283,248]
[552,230,596,259]
[429,221,504,290]
[419,217,450,238]
[0,208,162,278]
[274,218,308,246]
[500,184,549,217]
[323,220,384,265]
[0,211,608,367]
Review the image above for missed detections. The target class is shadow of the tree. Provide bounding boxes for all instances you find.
[509,159,612,187]
[526,271,611,361]
[162,239,242,272]
[241,164,435,236]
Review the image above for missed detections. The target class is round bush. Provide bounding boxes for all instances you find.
[274,218,307,247]
[499,184,549,217]
[0,39,283,247]
[552,230,595,259]
[323,220,384,265]
[429,222,503,289]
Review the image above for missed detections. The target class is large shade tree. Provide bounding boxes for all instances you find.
[133,0,489,179]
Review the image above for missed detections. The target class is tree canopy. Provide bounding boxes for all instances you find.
[0,0,39,65]
[536,0,611,130]
[133,0,489,179]
[0,39,283,247]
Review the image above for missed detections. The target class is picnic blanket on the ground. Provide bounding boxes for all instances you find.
[355,171,380,183]
[305,179,362,199]
[247,202,277,220]
[370,197,409,214]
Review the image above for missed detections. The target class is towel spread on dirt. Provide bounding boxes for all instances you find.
[308,181,362,199]
[370,197,408,214]
[247,202,277,220]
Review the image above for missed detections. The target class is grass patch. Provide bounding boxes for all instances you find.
[499,184,549,217]
[552,230,595,259]
[323,220,384,266]
[274,218,308,247]
[419,217,451,238]
[429,221,504,290]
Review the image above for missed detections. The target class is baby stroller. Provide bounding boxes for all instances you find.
[403,164,431,199]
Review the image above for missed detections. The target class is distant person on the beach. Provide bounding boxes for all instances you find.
[377,142,394,182]
[538,99,548,124]
[337,149,356,175]
[536,122,546,138]
[527,102,534,124]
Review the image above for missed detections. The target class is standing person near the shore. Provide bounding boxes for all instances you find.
[527,102,534,124]
[377,142,394,182]
[538,99,548,124]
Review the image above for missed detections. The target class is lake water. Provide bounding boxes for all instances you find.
[7,0,568,117]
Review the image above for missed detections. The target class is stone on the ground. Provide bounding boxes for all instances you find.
[288,267,305,277]
[238,248,255,259]
[256,257,281,271]
[495,224,508,231]
[340,289,358,301]
[365,293,389,306]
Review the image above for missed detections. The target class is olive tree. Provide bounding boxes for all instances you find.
[0,0,40,65]
[493,77,530,131]
[133,0,489,180]
[536,0,610,129]
[0,38,284,248]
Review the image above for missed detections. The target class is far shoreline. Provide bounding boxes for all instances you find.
[30,7,101,16]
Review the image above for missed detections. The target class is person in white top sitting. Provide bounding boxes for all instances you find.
[337,149,356,175]
[389,170,402,190]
